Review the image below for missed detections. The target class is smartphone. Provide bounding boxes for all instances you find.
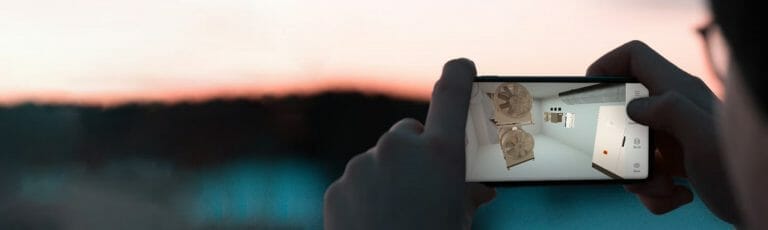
[465,76,652,185]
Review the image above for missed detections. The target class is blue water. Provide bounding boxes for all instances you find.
[188,158,327,228]
[473,184,729,229]
[16,159,731,229]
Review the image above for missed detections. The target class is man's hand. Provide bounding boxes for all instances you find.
[324,59,496,229]
[587,40,738,223]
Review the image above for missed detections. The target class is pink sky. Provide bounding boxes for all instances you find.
[0,0,716,105]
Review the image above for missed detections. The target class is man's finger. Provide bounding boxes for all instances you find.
[586,40,691,92]
[340,153,375,182]
[424,58,477,138]
[636,185,694,215]
[653,133,687,178]
[586,40,716,112]
[626,91,706,139]
[467,182,496,209]
[388,118,424,134]
[624,152,693,214]
[625,151,677,196]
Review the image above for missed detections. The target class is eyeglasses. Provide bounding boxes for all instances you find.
[697,21,731,84]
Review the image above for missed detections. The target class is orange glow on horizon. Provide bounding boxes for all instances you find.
[0,0,719,106]
[0,75,433,106]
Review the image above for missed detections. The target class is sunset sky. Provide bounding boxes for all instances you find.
[0,0,714,105]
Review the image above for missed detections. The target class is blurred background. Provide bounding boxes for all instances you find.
[0,0,729,229]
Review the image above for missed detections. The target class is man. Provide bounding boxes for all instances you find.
[324,0,765,228]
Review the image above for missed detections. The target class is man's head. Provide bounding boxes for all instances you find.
[709,0,766,119]
[709,0,768,228]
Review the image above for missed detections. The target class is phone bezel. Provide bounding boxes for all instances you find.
[469,76,654,186]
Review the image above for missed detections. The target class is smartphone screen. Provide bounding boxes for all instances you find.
[465,77,650,183]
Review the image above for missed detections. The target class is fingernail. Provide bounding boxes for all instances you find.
[444,58,477,75]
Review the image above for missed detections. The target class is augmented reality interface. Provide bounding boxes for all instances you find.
[465,81,649,182]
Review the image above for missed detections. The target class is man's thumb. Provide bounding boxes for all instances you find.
[625,92,702,137]
[627,97,652,125]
